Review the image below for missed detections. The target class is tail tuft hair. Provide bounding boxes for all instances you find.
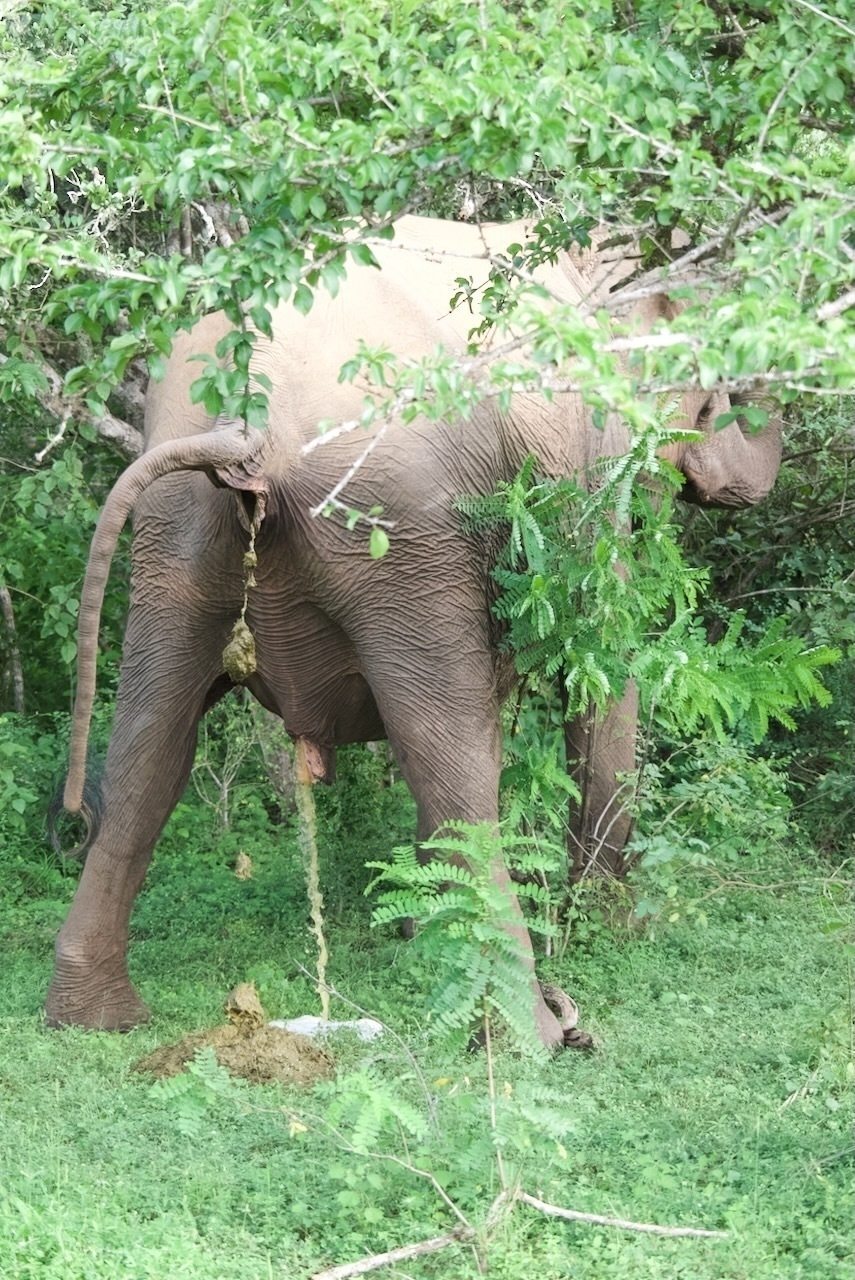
[48,758,104,860]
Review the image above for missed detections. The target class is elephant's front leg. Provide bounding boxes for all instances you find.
[46,606,231,1030]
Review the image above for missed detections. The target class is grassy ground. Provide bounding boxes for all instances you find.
[2,757,852,1279]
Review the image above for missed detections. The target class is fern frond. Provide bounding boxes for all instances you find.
[367,823,552,1055]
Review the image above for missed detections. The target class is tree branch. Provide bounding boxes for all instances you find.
[0,585,25,713]
[816,285,855,323]
[312,1229,471,1280]
[310,1184,728,1280]
[516,1191,728,1238]
[0,353,143,460]
[789,0,855,37]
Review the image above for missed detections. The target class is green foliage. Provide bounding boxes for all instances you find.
[501,698,579,835]
[3,0,855,429]
[321,1064,429,1155]
[368,824,560,1055]
[0,707,852,1277]
[314,742,416,910]
[0,436,126,712]
[0,0,853,1265]
[680,404,855,855]
[635,614,838,742]
[477,444,839,743]
[0,713,76,915]
[322,1160,400,1234]
[0,720,40,831]
[149,1046,245,1138]
[189,695,273,833]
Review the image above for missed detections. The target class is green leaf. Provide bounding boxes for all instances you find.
[293,284,314,316]
[349,242,379,269]
[110,332,140,351]
[369,527,390,559]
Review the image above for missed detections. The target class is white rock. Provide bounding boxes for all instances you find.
[269,1016,385,1041]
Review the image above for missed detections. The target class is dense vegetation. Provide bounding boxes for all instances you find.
[0,725,852,1278]
[0,0,853,1275]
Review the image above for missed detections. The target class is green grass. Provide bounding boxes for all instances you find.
[2,756,852,1280]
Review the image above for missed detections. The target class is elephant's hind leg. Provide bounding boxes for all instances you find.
[45,609,233,1030]
[356,603,566,1053]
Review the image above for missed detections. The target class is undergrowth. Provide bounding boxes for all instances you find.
[0,711,851,1279]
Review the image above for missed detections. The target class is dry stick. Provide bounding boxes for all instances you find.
[482,1011,508,1191]
[516,1191,728,1238]
[311,1227,472,1280]
[294,739,330,1022]
[310,1184,727,1279]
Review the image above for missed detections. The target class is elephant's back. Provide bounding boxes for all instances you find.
[142,214,604,469]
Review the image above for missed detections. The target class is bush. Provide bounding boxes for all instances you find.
[681,404,855,856]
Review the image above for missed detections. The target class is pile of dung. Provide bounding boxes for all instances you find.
[134,983,334,1087]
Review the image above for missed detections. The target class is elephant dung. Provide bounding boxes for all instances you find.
[222,618,257,682]
[133,983,334,1087]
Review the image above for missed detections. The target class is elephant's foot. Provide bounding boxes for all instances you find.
[533,981,567,1053]
[539,980,595,1050]
[45,955,150,1031]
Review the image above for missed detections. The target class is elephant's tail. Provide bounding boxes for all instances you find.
[50,756,104,858]
[63,423,266,816]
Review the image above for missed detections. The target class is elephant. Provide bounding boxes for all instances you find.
[46,216,783,1049]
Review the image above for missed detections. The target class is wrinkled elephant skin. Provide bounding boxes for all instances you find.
[46,217,782,1047]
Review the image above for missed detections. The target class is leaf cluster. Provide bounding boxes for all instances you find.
[476,422,839,742]
[148,1045,245,1138]
[368,825,559,1056]
[321,1065,429,1156]
[678,402,855,852]
[2,0,855,432]
[0,435,127,709]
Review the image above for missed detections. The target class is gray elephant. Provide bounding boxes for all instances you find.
[46,217,782,1049]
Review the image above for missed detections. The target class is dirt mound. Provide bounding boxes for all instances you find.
[134,983,334,1087]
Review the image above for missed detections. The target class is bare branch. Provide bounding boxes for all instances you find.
[309,1183,727,1280]
[158,55,181,140]
[179,206,193,259]
[789,0,855,38]
[516,1191,728,1238]
[34,413,70,463]
[309,420,392,518]
[137,102,223,132]
[311,1228,471,1280]
[0,352,143,460]
[816,285,855,323]
[798,112,848,134]
[0,246,159,286]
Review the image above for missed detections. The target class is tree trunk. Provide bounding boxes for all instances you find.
[250,703,296,814]
[0,584,25,713]
[562,682,638,879]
